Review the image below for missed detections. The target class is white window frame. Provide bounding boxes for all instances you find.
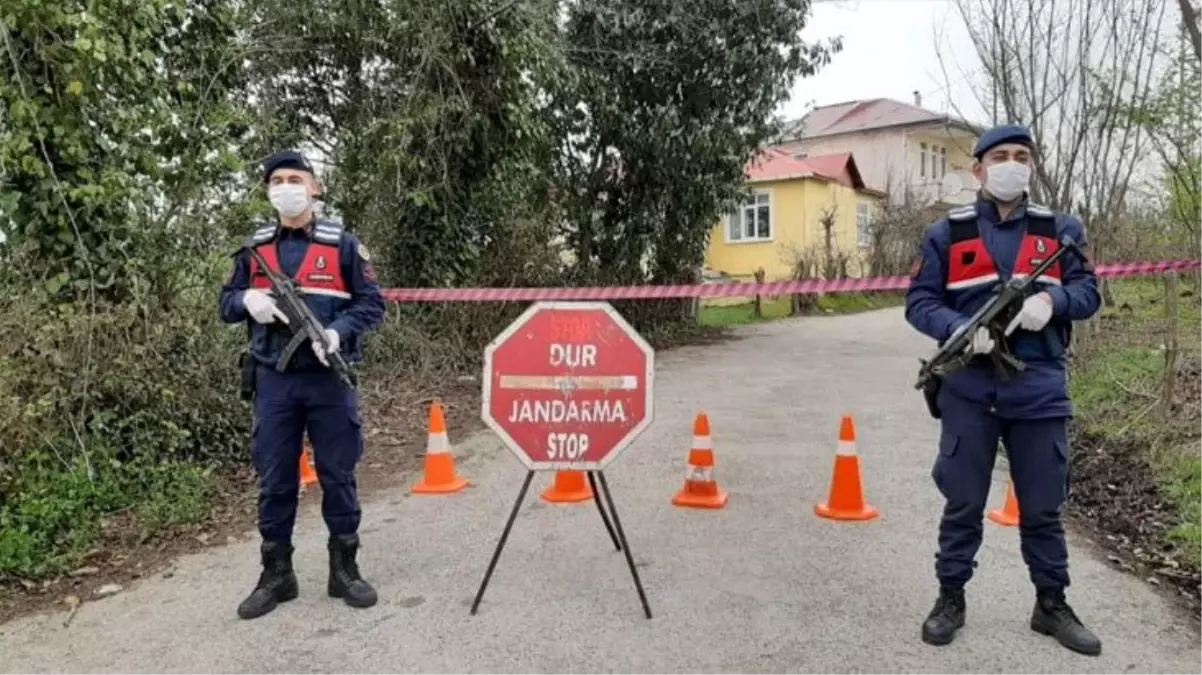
[856,202,873,248]
[725,190,774,244]
[939,146,947,178]
[919,142,927,178]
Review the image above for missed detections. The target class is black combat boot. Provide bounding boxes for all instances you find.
[1030,588,1102,656]
[237,540,299,620]
[921,585,966,646]
[327,533,378,608]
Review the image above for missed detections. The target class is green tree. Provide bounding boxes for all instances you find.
[552,0,841,288]
[542,0,838,329]
[238,0,565,289]
[0,0,254,579]
[0,0,249,300]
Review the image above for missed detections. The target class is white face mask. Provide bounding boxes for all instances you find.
[268,183,312,219]
[984,161,1031,202]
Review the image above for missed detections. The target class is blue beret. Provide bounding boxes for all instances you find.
[262,149,314,183]
[972,124,1034,159]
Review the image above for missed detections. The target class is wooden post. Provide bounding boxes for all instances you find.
[790,261,804,316]
[1163,270,1179,420]
[688,265,701,323]
[753,267,765,318]
[1086,240,1103,337]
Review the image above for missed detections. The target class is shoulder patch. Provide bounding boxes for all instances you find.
[947,205,977,222]
[1026,203,1054,218]
[251,223,278,244]
[312,220,344,246]
[357,242,371,262]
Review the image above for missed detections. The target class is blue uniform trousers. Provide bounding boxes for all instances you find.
[932,386,1071,591]
[252,366,364,542]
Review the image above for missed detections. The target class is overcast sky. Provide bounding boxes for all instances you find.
[778,0,989,125]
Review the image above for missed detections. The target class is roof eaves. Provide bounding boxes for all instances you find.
[797,115,984,141]
[746,171,818,184]
[903,115,986,135]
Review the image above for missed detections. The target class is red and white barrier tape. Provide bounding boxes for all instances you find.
[381,260,1201,303]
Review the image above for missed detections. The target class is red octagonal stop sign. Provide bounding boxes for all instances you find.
[482,301,655,471]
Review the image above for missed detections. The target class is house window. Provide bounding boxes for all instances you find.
[920,143,927,178]
[940,147,947,178]
[727,192,772,243]
[856,202,873,248]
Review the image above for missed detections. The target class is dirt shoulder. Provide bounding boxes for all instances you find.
[1063,277,1201,620]
[1066,426,1201,620]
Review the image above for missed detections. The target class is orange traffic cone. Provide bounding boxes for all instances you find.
[988,481,1020,526]
[412,399,470,494]
[299,443,318,487]
[541,470,594,503]
[671,412,728,509]
[814,414,879,521]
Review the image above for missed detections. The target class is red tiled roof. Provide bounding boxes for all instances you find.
[785,98,984,140]
[804,152,853,181]
[745,149,868,190]
[745,147,815,182]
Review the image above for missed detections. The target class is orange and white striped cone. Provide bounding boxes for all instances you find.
[988,480,1020,527]
[814,413,879,521]
[412,399,470,495]
[671,412,728,509]
[299,443,318,488]
[541,470,594,503]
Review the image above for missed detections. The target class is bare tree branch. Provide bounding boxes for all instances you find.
[1179,0,1202,61]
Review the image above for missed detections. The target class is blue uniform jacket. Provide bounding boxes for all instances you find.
[905,196,1101,420]
[219,220,386,372]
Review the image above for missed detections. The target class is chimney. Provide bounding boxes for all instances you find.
[913,90,922,107]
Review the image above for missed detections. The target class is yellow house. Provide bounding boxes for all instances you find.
[705,149,886,283]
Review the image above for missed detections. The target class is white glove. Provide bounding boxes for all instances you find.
[950,322,995,355]
[312,328,340,366]
[242,289,289,325]
[967,327,995,354]
[1005,293,1054,336]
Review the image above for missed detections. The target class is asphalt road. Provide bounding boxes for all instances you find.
[2,308,1198,674]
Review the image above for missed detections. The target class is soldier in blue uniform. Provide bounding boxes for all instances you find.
[220,150,387,620]
[905,125,1103,655]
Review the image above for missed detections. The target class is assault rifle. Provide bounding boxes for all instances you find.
[914,234,1087,418]
[244,245,358,390]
